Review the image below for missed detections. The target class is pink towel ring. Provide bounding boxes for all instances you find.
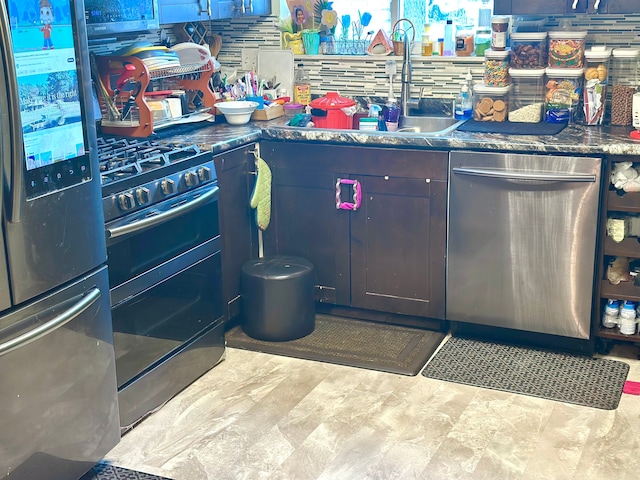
[335,178,362,210]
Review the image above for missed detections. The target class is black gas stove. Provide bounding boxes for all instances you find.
[97,137,216,223]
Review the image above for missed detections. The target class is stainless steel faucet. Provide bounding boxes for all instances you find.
[400,32,412,116]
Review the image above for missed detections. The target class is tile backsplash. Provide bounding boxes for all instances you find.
[91,13,640,100]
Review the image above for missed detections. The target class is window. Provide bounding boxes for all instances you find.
[279,1,494,43]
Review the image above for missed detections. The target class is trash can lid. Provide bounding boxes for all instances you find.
[242,255,314,280]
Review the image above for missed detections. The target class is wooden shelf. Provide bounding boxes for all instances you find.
[604,235,640,257]
[596,326,640,342]
[600,279,640,302]
[607,189,640,213]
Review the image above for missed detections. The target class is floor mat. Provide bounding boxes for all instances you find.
[226,314,446,376]
[79,464,173,480]
[421,337,630,410]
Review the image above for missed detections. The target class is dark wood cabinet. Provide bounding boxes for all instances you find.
[494,0,636,14]
[261,141,447,322]
[214,144,258,323]
[493,0,586,14]
[595,155,640,354]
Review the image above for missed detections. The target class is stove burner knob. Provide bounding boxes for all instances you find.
[197,166,212,182]
[135,187,151,205]
[184,171,199,187]
[118,192,136,211]
[160,178,175,196]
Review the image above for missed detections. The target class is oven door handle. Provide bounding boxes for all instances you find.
[106,186,219,239]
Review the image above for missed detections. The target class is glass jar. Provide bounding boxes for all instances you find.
[475,27,491,56]
[583,47,612,125]
[491,16,509,51]
[455,25,475,57]
[610,48,639,126]
[548,31,587,68]
[472,84,511,122]
[508,68,545,123]
[510,32,547,69]
[544,67,584,123]
[484,49,510,87]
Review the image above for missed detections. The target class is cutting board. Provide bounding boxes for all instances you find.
[257,50,294,99]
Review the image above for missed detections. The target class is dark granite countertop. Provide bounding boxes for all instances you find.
[158,117,640,157]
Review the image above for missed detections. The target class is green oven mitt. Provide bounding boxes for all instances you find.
[250,155,272,231]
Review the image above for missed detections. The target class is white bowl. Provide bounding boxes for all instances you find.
[216,101,258,125]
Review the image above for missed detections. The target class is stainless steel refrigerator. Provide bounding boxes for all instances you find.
[0,1,120,479]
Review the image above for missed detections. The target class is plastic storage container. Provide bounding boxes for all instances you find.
[472,84,510,122]
[610,48,640,126]
[508,68,545,123]
[547,31,587,68]
[583,47,612,125]
[455,25,475,56]
[545,67,584,123]
[484,49,510,87]
[510,32,547,69]
[475,27,491,56]
[309,91,356,130]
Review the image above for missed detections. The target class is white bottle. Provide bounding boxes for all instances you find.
[602,299,620,328]
[618,300,637,335]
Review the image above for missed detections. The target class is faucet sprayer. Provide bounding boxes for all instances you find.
[400,32,412,116]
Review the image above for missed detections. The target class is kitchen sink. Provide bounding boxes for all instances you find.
[396,115,466,136]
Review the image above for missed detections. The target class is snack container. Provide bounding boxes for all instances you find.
[510,32,547,68]
[610,48,640,126]
[583,47,611,125]
[508,68,545,123]
[545,67,584,123]
[472,84,511,122]
[548,31,587,68]
[484,49,510,87]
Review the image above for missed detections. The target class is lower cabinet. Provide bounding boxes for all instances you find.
[261,141,447,321]
[214,143,258,322]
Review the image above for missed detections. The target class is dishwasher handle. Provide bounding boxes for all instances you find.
[452,167,596,183]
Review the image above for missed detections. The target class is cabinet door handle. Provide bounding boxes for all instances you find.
[594,0,601,10]
[199,0,211,16]
[572,0,579,10]
[336,178,362,211]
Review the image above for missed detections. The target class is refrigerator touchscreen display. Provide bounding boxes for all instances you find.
[8,0,87,171]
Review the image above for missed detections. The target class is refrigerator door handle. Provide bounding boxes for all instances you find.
[452,167,596,183]
[106,185,218,238]
[0,4,24,223]
[0,287,101,357]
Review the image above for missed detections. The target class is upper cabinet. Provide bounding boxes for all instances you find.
[217,0,271,17]
[159,0,271,24]
[493,0,636,14]
[493,0,586,14]
[159,0,213,24]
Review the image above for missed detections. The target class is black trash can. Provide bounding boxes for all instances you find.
[241,255,315,341]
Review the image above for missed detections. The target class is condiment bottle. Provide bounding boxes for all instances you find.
[293,62,311,106]
[421,24,433,56]
[491,16,509,51]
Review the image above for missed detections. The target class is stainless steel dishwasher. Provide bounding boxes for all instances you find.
[447,151,601,339]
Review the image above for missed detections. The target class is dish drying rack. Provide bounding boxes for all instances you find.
[93,54,218,137]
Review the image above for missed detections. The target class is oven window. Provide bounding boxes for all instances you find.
[107,192,219,288]
[112,252,223,388]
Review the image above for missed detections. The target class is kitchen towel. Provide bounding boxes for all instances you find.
[457,119,568,135]
[250,154,272,231]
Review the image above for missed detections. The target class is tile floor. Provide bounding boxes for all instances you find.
[104,340,640,480]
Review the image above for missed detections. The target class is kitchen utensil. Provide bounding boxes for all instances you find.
[89,52,120,121]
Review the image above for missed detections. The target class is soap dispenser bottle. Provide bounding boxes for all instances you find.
[454,83,472,120]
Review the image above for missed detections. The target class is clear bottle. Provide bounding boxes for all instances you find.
[454,84,472,120]
[444,19,454,56]
[293,63,311,106]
